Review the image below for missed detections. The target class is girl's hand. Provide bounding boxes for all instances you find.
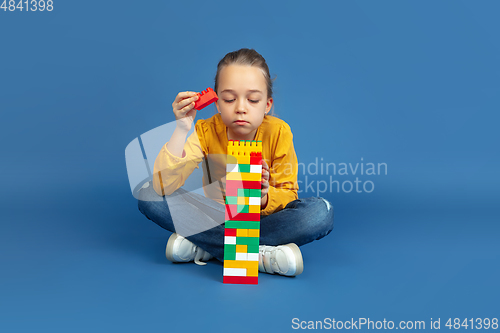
[172,91,199,132]
[261,159,270,206]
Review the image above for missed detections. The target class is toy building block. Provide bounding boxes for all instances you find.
[236,229,248,237]
[247,253,259,261]
[225,228,237,237]
[248,197,260,205]
[223,276,258,284]
[226,180,261,190]
[226,172,261,181]
[250,152,262,165]
[248,205,260,213]
[194,87,219,110]
[236,244,247,252]
[225,210,260,221]
[235,252,248,261]
[223,140,263,285]
[224,221,260,230]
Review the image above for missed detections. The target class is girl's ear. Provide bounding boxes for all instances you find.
[265,98,273,114]
[215,100,220,113]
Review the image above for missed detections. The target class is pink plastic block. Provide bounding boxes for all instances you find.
[194,87,219,110]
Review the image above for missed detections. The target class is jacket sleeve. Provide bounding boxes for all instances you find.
[152,125,206,196]
[260,123,299,216]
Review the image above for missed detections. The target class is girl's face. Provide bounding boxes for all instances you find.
[215,64,273,141]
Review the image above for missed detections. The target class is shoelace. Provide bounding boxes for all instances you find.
[193,247,208,266]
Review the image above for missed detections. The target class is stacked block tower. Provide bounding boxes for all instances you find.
[223,140,263,284]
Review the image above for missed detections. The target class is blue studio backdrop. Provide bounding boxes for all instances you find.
[1,1,499,332]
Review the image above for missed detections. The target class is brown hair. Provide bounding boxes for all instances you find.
[214,48,275,116]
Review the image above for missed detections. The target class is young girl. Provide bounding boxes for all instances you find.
[138,48,333,277]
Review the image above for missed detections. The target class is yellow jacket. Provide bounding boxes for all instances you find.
[153,113,299,216]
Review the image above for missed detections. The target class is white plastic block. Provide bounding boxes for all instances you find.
[224,236,236,245]
[247,253,259,261]
[249,197,261,206]
[250,164,262,174]
[235,253,248,261]
[226,163,238,173]
[223,268,247,276]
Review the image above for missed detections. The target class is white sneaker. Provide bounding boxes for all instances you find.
[165,233,213,266]
[258,243,304,276]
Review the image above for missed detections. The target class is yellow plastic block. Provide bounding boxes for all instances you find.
[227,141,262,165]
[226,172,242,181]
[248,229,260,237]
[247,267,259,277]
[248,205,260,214]
[226,154,238,165]
[236,197,249,205]
[236,245,247,253]
[238,173,261,181]
[236,229,248,237]
[236,154,250,165]
[224,260,259,270]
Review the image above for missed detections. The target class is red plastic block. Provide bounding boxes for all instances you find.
[250,152,262,165]
[225,210,260,221]
[225,228,237,236]
[250,156,262,165]
[226,180,261,190]
[194,87,218,110]
[234,212,260,221]
[225,204,239,218]
[223,276,258,285]
[225,180,243,191]
[241,180,261,189]
[225,186,238,197]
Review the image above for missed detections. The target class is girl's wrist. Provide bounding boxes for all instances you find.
[174,125,190,135]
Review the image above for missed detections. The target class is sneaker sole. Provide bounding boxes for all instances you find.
[284,243,304,276]
[165,233,178,262]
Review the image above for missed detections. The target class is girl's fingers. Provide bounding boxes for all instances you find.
[176,91,198,101]
[261,174,269,183]
[173,92,198,107]
[177,95,199,111]
[178,101,196,116]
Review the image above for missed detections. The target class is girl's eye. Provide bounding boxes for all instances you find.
[249,100,260,103]
[224,99,235,103]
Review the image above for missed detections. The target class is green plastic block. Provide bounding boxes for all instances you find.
[225,221,260,229]
[237,205,249,213]
[239,164,251,173]
[237,188,250,197]
[225,196,238,205]
[247,244,260,253]
[224,244,236,260]
[224,244,236,252]
[236,237,260,246]
[248,189,261,197]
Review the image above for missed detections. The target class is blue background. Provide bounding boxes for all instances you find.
[1,0,499,332]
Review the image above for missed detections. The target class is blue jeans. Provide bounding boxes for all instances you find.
[137,181,334,262]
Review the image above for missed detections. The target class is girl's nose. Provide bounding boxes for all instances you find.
[236,99,247,113]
